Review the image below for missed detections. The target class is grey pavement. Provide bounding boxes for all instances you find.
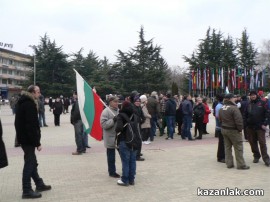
[0,105,269,202]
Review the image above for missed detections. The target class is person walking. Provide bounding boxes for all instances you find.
[15,85,51,199]
[52,97,63,126]
[219,93,249,170]
[100,96,120,178]
[181,95,194,141]
[244,91,270,167]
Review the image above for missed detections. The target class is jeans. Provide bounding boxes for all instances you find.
[182,115,192,140]
[39,112,47,127]
[150,115,157,141]
[21,145,44,193]
[166,116,175,138]
[74,120,85,153]
[107,148,117,175]
[83,131,89,147]
[118,141,137,184]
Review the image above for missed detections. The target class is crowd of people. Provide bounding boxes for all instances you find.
[2,85,270,199]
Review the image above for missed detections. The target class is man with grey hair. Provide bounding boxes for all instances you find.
[15,85,51,199]
[100,96,120,178]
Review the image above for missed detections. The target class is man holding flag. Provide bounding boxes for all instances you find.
[70,91,86,155]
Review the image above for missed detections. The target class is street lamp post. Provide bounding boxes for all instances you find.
[29,45,36,85]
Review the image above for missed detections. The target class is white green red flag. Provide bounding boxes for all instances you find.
[75,70,103,141]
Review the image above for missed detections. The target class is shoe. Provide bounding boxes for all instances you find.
[22,190,42,199]
[72,152,82,155]
[129,181,135,185]
[109,173,120,178]
[227,165,234,169]
[117,179,128,186]
[44,125,48,127]
[140,153,143,156]
[253,158,259,163]
[165,137,172,140]
[195,137,202,140]
[143,141,149,145]
[237,165,250,170]
[86,146,91,148]
[82,150,86,153]
[136,157,145,161]
[217,159,225,163]
[265,161,270,167]
[36,184,52,192]
[14,144,21,147]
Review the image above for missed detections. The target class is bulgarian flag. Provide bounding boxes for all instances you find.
[75,70,104,141]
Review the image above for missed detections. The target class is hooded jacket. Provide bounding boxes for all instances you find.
[15,91,41,147]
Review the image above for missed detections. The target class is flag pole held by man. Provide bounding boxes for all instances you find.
[74,69,104,141]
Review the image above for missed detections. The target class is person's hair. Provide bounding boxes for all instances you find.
[27,85,37,93]
[202,97,207,103]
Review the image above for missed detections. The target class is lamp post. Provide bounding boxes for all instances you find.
[29,45,36,85]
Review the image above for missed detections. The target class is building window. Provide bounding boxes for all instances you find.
[2,69,7,74]
[2,79,7,84]
[8,70,13,75]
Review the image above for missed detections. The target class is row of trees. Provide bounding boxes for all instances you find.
[25,27,171,98]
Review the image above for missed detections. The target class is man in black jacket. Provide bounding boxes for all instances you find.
[244,91,270,167]
[165,93,176,140]
[15,85,51,199]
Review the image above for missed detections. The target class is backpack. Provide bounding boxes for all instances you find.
[119,113,142,150]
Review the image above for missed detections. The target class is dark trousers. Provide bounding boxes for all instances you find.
[217,130,225,161]
[195,118,204,139]
[247,127,270,162]
[202,123,207,133]
[54,114,60,126]
[141,128,150,141]
[107,148,117,175]
[21,145,43,193]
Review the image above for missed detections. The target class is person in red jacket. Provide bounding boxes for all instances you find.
[202,97,211,134]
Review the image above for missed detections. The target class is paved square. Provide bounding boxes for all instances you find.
[0,105,269,202]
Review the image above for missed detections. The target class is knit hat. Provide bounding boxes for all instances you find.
[134,95,141,102]
[151,91,157,96]
[140,95,147,103]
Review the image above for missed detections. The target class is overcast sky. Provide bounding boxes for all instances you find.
[1,0,269,67]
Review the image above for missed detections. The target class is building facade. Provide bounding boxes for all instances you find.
[0,48,32,99]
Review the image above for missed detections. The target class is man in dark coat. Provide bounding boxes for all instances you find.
[15,85,51,199]
[0,119,8,169]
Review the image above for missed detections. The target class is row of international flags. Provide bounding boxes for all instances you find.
[189,67,267,91]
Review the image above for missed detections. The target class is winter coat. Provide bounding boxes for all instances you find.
[181,99,193,116]
[244,97,269,130]
[193,103,205,121]
[38,95,45,113]
[203,103,211,123]
[15,91,41,147]
[100,106,119,149]
[146,96,161,118]
[70,100,81,124]
[53,101,63,115]
[165,98,176,116]
[141,104,151,129]
[219,100,243,132]
[0,119,8,169]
